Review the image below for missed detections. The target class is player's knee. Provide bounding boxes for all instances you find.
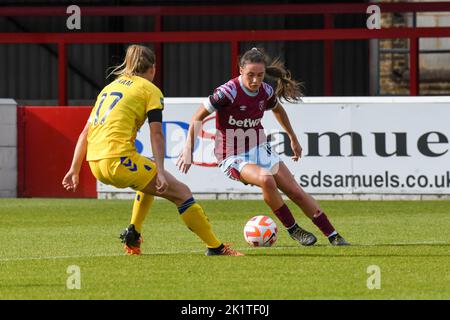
[172,180,193,202]
[259,175,277,191]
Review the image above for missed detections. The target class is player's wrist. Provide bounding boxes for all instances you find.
[288,133,298,142]
[69,166,80,174]
[183,146,193,155]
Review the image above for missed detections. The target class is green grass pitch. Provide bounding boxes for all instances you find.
[0,198,449,300]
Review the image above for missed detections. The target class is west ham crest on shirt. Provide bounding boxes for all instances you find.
[259,100,265,111]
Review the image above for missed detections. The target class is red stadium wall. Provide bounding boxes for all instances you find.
[17,106,96,198]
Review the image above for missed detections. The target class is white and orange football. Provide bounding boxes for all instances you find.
[243,215,278,247]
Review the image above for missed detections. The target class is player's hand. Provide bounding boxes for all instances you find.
[291,138,303,162]
[62,170,79,192]
[176,148,193,174]
[155,171,169,194]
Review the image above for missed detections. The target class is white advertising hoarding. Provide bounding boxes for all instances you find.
[97,97,450,197]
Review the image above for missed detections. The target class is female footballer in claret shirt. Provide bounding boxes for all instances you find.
[62,45,243,256]
[178,48,349,246]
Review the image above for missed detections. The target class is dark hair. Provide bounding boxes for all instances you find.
[239,48,303,102]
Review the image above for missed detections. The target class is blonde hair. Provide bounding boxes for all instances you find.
[107,45,155,79]
[240,47,303,102]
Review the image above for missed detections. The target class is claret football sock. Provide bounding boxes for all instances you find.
[312,211,336,237]
[273,204,296,228]
[178,198,222,249]
[130,191,154,233]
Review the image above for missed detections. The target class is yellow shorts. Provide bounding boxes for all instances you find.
[89,153,157,191]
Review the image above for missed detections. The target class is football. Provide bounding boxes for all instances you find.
[243,215,278,247]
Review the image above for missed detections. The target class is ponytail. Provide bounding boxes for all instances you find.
[265,58,303,103]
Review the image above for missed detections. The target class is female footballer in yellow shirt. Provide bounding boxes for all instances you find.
[62,45,242,256]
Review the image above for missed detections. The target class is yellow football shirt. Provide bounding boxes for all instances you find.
[86,75,163,161]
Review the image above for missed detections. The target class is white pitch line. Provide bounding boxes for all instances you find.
[0,246,298,262]
[0,250,202,262]
[0,253,124,262]
[0,246,312,262]
[359,241,449,246]
[0,241,448,262]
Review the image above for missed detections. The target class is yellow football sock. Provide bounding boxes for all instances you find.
[130,191,154,233]
[178,198,222,249]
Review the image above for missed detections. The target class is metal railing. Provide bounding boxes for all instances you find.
[1,3,450,104]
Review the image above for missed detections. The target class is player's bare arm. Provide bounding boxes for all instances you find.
[62,121,90,192]
[177,105,210,174]
[271,103,302,161]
